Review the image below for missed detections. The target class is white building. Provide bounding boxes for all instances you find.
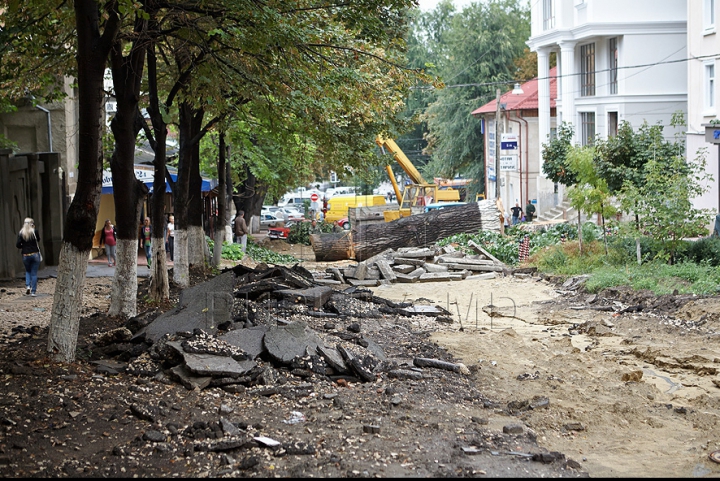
[526,0,687,216]
[687,0,720,215]
[471,68,558,212]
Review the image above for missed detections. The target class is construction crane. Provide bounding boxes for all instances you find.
[375,135,460,221]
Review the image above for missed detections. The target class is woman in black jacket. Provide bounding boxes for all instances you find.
[16,217,41,296]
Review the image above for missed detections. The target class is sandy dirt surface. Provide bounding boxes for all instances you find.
[370,275,720,478]
[2,237,720,477]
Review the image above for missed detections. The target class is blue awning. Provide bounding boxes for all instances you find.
[101,165,215,195]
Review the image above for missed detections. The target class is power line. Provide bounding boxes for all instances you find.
[412,52,719,91]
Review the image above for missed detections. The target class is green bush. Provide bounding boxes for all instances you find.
[680,236,720,266]
[208,238,244,261]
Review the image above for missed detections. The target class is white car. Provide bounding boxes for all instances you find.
[259,212,285,228]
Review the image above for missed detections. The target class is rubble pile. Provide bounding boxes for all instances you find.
[314,240,511,287]
[91,263,468,392]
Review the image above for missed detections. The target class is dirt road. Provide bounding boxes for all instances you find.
[371,275,720,477]
[4,236,720,477]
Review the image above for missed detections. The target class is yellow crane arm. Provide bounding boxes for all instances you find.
[375,135,428,185]
[385,165,402,204]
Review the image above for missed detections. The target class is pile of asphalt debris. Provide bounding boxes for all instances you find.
[314,242,511,287]
[89,263,468,392]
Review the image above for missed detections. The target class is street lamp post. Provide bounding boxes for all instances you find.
[495,88,501,199]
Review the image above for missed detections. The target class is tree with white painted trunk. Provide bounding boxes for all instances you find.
[47,0,121,362]
[107,12,151,316]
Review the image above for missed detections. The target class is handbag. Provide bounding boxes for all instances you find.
[32,232,42,262]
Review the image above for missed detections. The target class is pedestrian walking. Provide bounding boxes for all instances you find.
[16,217,41,296]
[165,215,175,261]
[140,217,152,268]
[100,219,117,267]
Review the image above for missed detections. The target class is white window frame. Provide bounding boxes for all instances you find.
[608,38,618,95]
[607,111,618,138]
[543,0,555,30]
[580,111,596,146]
[580,43,596,97]
[705,0,716,35]
[705,61,716,115]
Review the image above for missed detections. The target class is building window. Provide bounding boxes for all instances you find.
[543,0,555,30]
[580,112,595,146]
[608,38,618,95]
[706,62,716,111]
[705,0,716,33]
[608,112,618,137]
[580,43,595,97]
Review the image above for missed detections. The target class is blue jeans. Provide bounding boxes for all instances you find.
[22,252,41,294]
[144,244,152,264]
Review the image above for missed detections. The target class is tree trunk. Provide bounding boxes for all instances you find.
[108,240,139,317]
[173,101,194,287]
[108,19,149,313]
[48,244,87,361]
[213,133,228,268]
[146,41,171,299]
[173,229,189,286]
[186,107,208,268]
[310,232,354,261]
[48,0,120,362]
[352,202,497,261]
[233,166,269,234]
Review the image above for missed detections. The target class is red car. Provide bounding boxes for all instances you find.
[267,220,306,240]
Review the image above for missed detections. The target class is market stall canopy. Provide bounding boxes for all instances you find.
[102,164,216,194]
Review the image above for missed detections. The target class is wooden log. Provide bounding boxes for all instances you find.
[418,272,454,282]
[310,232,354,262]
[353,201,499,261]
[413,357,463,373]
[466,272,497,280]
[467,239,504,266]
[437,257,494,266]
[423,263,449,273]
[443,263,505,272]
[391,257,426,266]
[395,247,436,258]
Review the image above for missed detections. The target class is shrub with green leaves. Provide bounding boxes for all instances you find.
[679,236,720,266]
[208,238,244,261]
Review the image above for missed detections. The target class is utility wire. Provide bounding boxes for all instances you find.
[412,52,718,90]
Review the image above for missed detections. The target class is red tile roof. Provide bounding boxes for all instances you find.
[471,66,557,116]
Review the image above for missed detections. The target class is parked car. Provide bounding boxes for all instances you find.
[259,212,284,228]
[267,220,299,240]
[277,207,304,221]
[337,217,351,230]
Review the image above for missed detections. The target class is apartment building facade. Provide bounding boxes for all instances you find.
[526,0,687,216]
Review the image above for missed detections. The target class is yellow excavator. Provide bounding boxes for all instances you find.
[375,135,460,221]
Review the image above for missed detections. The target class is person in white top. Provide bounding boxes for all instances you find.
[165,215,175,261]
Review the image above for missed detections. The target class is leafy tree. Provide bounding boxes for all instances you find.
[420,0,531,199]
[618,130,714,264]
[47,0,122,362]
[541,121,577,186]
[565,146,616,254]
[594,120,684,195]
